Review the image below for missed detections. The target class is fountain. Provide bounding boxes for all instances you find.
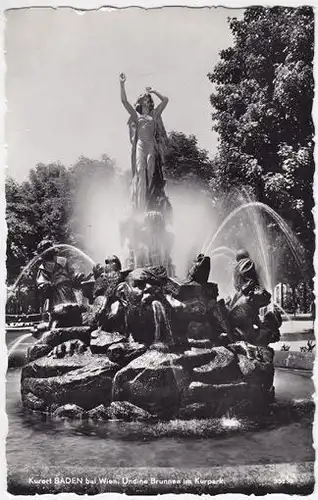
[7,124,310,423]
[6,184,314,495]
[7,165,311,420]
[16,195,283,421]
[6,83,314,496]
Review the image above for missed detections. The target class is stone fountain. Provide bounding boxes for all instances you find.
[20,167,282,422]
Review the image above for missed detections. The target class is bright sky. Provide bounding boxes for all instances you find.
[5,7,243,181]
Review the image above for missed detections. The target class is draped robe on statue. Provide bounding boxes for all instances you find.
[128,112,168,212]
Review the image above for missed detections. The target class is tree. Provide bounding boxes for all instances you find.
[5,154,121,286]
[6,177,39,282]
[69,154,116,193]
[6,162,74,284]
[208,6,314,270]
[165,131,215,192]
[23,162,73,244]
[264,143,314,253]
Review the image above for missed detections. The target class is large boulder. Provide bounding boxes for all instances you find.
[22,351,105,380]
[30,322,50,339]
[22,392,47,412]
[182,381,220,404]
[228,341,274,363]
[237,354,274,389]
[90,329,127,354]
[52,404,85,419]
[188,339,216,349]
[182,380,248,404]
[180,380,268,418]
[226,342,274,389]
[107,341,147,366]
[22,357,119,411]
[41,326,92,347]
[27,327,91,361]
[177,402,212,420]
[51,303,83,328]
[112,351,190,418]
[87,404,112,421]
[192,346,240,384]
[179,347,217,369]
[27,343,53,362]
[107,401,154,421]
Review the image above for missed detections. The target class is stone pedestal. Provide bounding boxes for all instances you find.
[120,211,175,276]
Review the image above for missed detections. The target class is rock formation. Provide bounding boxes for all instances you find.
[21,253,281,421]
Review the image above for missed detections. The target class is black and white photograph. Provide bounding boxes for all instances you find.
[4,4,315,495]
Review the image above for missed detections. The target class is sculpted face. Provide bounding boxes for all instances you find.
[127,275,147,301]
[126,270,158,305]
[37,239,56,261]
[104,255,121,273]
[141,94,153,114]
[41,248,56,261]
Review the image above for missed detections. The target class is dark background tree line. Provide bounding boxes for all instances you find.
[6,6,314,314]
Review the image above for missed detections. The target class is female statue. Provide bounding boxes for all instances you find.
[119,73,169,213]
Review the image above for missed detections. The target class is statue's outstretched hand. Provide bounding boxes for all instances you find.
[119,73,126,82]
[145,86,153,93]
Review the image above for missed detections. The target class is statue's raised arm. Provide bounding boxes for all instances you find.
[146,87,169,117]
[120,73,137,120]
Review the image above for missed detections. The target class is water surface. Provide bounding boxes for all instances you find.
[6,368,314,471]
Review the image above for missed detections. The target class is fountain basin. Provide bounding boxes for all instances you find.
[274,351,315,371]
[6,366,314,495]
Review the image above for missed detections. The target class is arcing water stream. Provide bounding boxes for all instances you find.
[7,199,307,357]
[8,244,95,299]
[202,201,305,303]
[7,333,33,358]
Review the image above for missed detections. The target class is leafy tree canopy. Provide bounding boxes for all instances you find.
[208,6,314,265]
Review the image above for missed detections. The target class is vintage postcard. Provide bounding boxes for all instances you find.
[3,2,315,496]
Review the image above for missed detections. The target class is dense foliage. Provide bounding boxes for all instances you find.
[5,156,116,284]
[208,6,314,254]
[164,131,214,191]
[208,6,314,303]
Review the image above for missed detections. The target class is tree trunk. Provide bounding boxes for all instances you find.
[291,285,297,318]
[302,281,308,314]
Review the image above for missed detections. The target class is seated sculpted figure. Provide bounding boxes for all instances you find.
[36,239,82,312]
[115,266,178,347]
[89,255,130,333]
[226,250,280,345]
